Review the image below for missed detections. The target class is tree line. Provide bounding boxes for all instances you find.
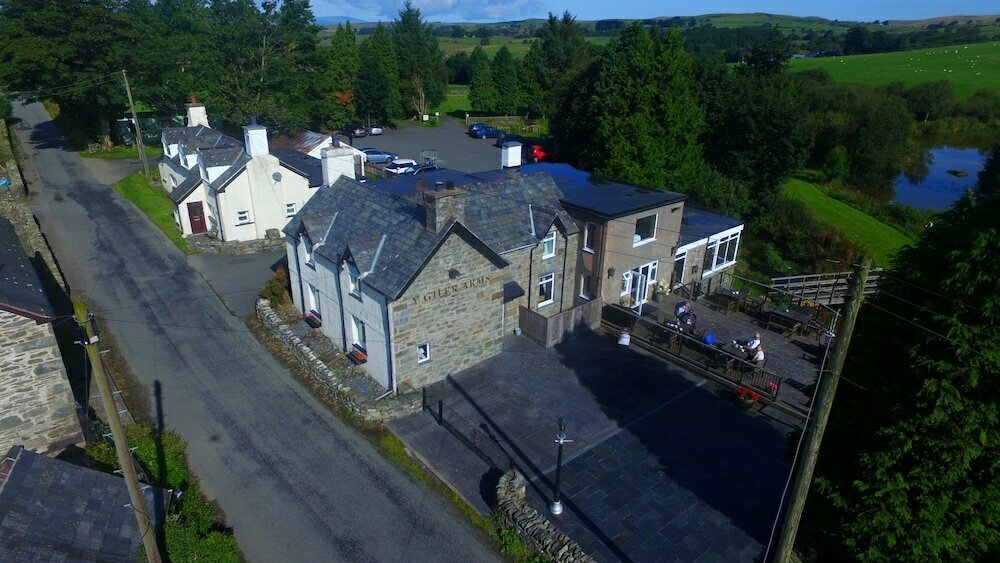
[0,0,446,141]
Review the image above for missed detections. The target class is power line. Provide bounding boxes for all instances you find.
[7,72,121,98]
[864,301,994,363]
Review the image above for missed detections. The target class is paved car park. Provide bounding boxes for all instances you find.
[390,331,796,562]
[347,117,506,173]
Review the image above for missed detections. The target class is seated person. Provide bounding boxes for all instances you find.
[745,333,762,351]
[748,346,765,366]
[674,300,691,318]
[681,311,697,327]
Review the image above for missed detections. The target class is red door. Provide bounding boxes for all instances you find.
[187,202,207,234]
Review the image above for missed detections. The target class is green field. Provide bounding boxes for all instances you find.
[113,172,194,254]
[438,36,538,58]
[790,41,1000,98]
[783,178,914,266]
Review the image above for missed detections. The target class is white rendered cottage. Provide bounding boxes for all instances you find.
[158,103,358,241]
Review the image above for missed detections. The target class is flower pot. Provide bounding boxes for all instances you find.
[653,292,665,302]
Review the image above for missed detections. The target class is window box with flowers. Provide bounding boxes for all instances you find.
[347,349,368,365]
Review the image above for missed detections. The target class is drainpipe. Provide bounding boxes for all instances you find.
[293,238,305,316]
[333,262,348,351]
[560,233,569,310]
[383,298,396,394]
[527,245,535,310]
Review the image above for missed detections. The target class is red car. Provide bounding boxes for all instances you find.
[527,144,556,163]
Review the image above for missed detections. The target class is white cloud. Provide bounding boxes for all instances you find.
[311,0,542,22]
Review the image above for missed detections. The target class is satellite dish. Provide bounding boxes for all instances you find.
[272,171,282,182]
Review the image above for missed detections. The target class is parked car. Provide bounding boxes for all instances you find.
[467,123,489,136]
[527,144,556,163]
[341,124,367,138]
[360,148,396,164]
[494,133,533,147]
[471,126,505,139]
[385,158,418,174]
[365,124,384,135]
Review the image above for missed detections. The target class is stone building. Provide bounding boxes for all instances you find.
[285,169,580,392]
[525,163,745,309]
[0,217,81,455]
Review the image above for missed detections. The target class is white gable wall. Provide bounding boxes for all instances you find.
[216,155,315,242]
[173,183,211,236]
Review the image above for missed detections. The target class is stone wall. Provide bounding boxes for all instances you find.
[495,470,596,563]
[255,299,422,421]
[189,231,286,255]
[392,233,506,390]
[0,310,83,454]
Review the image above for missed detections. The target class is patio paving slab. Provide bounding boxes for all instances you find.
[389,331,798,562]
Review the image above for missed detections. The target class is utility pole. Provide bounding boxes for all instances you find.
[121,69,149,178]
[772,257,870,562]
[75,303,162,563]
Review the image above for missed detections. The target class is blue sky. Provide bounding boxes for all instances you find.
[310,1,1000,23]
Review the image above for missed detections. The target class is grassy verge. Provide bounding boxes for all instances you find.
[80,145,163,160]
[245,310,542,562]
[87,425,242,562]
[113,172,195,255]
[783,177,915,266]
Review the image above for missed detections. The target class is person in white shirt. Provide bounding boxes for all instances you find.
[746,333,762,351]
[750,346,765,366]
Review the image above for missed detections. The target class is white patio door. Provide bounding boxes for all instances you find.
[629,260,658,313]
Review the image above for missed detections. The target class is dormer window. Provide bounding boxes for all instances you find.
[542,231,556,259]
[302,233,314,267]
[347,261,361,298]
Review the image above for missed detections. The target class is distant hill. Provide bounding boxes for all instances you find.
[316,16,365,25]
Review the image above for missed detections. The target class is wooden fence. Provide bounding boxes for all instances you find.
[771,269,881,306]
[518,299,602,348]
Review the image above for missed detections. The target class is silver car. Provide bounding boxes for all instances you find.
[361,148,396,164]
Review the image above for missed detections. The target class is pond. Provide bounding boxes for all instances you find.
[893,146,987,211]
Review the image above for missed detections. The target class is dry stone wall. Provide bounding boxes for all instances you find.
[255,299,421,421]
[495,470,596,563]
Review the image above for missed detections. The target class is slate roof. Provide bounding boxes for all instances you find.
[678,206,745,247]
[272,148,324,187]
[199,146,245,167]
[519,162,687,219]
[168,175,202,204]
[286,170,574,300]
[161,124,241,151]
[0,216,53,322]
[0,445,166,562]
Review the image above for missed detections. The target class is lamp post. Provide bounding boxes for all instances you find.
[550,418,573,515]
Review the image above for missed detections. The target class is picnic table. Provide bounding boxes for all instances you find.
[764,304,814,335]
[714,287,743,314]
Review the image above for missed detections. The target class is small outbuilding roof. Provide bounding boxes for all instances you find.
[0,217,53,322]
[678,206,745,247]
[0,445,167,561]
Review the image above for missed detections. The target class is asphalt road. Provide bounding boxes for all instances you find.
[13,102,500,563]
[349,118,503,173]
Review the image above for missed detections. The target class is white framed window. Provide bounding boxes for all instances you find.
[351,315,366,352]
[417,344,430,364]
[702,232,741,275]
[633,214,657,246]
[542,231,556,259]
[236,210,251,225]
[582,222,596,252]
[307,284,321,317]
[538,273,555,307]
[620,271,632,296]
[302,233,314,267]
[347,262,361,297]
[579,275,591,299]
[285,203,297,217]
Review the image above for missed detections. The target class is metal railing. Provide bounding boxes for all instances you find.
[422,391,514,473]
[603,304,783,401]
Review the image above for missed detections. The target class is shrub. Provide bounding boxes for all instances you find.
[0,97,12,121]
[259,265,291,306]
